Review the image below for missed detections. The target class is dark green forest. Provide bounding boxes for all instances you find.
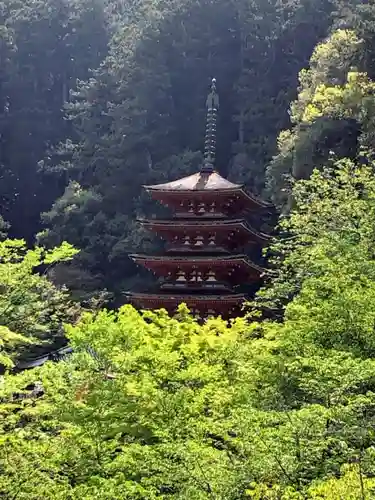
[3,0,375,498]
[1,0,351,298]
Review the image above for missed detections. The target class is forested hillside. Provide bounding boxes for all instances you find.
[3,0,375,497]
[2,1,375,298]
[0,0,345,297]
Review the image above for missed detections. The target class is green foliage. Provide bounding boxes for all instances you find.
[0,239,80,365]
[290,29,363,124]
[5,1,375,495]
[3,283,375,497]
[5,152,375,497]
[267,29,367,209]
[267,10,375,210]
[308,465,375,499]
[259,156,375,321]
[0,326,30,369]
[3,0,375,297]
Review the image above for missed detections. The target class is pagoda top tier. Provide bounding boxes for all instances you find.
[144,78,271,212]
[145,170,240,192]
[144,170,271,215]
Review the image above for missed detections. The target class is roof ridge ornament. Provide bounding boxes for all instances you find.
[201,78,219,174]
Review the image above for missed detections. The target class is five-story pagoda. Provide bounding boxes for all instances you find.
[128,79,271,319]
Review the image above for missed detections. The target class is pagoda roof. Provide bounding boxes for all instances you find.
[131,253,264,273]
[140,218,270,242]
[144,171,272,210]
[130,254,264,272]
[144,171,241,192]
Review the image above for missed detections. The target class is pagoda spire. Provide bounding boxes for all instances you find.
[202,78,219,173]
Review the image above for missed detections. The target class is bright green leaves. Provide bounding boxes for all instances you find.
[308,464,375,499]
[0,239,78,267]
[260,157,375,342]
[0,239,80,367]
[0,326,31,369]
[3,2,375,497]
[267,29,375,209]
[247,153,375,495]
[291,30,363,124]
[22,307,257,498]
[3,280,375,497]
[302,71,375,125]
[43,241,79,265]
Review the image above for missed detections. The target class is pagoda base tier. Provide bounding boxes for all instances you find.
[127,292,246,319]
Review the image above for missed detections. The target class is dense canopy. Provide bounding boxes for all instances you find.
[2,0,375,497]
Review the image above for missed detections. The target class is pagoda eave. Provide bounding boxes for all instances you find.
[128,292,245,303]
[127,292,246,317]
[145,187,242,195]
[146,188,240,207]
[139,218,270,244]
[130,253,264,283]
[237,189,272,211]
[143,171,242,192]
[131,253,263,270]
[146,187,271,216]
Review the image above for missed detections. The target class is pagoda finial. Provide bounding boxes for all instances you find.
[201,77,219,174]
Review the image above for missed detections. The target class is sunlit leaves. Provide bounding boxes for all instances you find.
[267,29,369,209]
[0,239,80,366]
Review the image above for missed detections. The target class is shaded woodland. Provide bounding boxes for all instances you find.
[2,0,375,498]
[1,0,343,298]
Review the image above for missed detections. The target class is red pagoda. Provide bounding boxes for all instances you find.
[128,79,271,318]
